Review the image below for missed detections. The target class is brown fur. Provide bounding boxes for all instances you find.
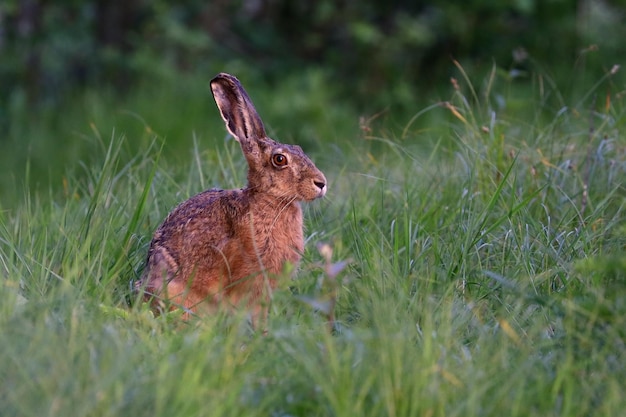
[137,73,327,322]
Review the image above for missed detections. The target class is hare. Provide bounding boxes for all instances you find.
[138,73,327,323]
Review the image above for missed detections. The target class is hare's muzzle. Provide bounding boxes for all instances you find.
[313,177,327,198]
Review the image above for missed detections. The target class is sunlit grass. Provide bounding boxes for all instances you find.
[1,64,625,416]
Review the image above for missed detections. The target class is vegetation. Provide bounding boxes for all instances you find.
[1,56,625,415]
[2,1,625,111]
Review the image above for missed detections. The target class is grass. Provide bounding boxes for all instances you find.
[1,63,626,416]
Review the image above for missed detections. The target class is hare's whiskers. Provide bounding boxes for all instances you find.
[271,194,298,229]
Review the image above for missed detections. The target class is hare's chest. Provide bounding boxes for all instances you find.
[242,205,303,270]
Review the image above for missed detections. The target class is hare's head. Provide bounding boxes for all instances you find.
[210,73,326,202]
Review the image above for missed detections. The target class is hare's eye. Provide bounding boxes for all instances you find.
[272,153,288,167]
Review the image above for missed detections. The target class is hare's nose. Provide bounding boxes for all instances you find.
[314,180,326,191]
[313,179,327,197]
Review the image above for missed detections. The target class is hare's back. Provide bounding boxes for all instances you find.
[152,189,246,252]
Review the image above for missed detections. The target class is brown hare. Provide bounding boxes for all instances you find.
[138,73,327,324]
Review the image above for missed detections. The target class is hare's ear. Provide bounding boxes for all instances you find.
[210,73,266,143]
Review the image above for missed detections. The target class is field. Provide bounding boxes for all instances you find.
[1,65,625,416]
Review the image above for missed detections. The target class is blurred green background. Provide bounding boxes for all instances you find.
[1,0,625,203]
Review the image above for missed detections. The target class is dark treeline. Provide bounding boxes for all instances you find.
[1,0,624,115]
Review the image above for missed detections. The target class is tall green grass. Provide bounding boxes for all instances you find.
[1,65,625,416]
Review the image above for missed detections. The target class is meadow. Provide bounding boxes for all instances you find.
[1,64,625,416]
